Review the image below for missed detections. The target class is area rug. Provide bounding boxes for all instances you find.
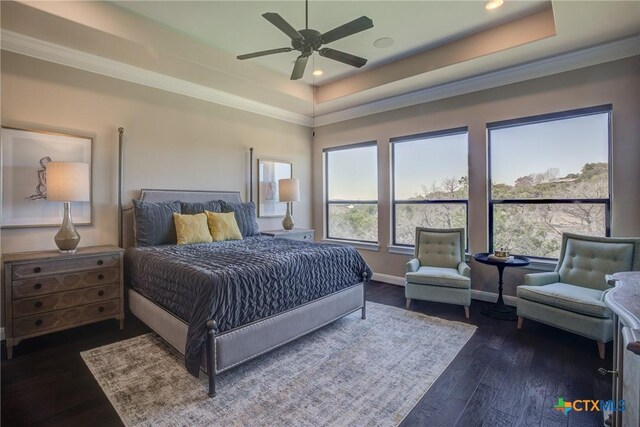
[81,302,476,427]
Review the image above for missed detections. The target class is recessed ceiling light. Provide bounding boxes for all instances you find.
[373,37,394,48]
[312,69,324,76]
[484,0,504,10]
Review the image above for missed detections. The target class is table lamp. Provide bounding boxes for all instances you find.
[46,162,90,253]
[278,178,300,231]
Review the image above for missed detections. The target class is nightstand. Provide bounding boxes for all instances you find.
[3,245,124,359]
[261,229,315,242]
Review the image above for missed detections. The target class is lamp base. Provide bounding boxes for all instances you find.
[54,202,81,253]
[57,248,78,254]
[282,202,295,231]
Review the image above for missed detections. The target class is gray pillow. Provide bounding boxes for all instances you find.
[132,200,181,247]
[181,200,222,215]
[219,201,260,237]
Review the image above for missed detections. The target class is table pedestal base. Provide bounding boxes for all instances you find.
[472,253,530,322]
[481,303,517,321]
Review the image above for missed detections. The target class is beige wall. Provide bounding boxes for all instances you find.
[0,51,313,325]
[313,56,640,297]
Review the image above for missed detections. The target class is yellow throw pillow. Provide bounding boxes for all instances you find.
[205,211,243,241]
[173,212,213,245]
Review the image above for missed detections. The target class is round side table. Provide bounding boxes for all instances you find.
[473,252,530,320]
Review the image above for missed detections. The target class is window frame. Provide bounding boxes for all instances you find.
[487,104,613,260]
[324,141,378,243]
[390,126,469,249]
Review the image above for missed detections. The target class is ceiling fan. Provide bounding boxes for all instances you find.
[237,0,374,80]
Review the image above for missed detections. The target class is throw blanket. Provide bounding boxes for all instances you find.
[125,236,372,376]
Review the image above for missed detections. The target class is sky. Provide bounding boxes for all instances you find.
[491,113,609,184]
[394,133,468,200]
[327,145,378,200]
[326,112,609,201]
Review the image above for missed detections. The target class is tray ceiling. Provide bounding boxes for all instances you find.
[2,1,639,124]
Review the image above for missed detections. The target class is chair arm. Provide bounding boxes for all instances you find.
[523,272,560,286]
[601,287,614,302]
[457,261,471,277]
[407,258,420,273]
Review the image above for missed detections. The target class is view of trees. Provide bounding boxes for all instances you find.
[328,162,608,258]
[492,162,608,200]
[492,162,608,258]
[395,176,468,245]
[327,203,378,242]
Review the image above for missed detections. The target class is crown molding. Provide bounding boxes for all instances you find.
[2,29,638,129]
[1,30,313,127]
[314,35,640,127]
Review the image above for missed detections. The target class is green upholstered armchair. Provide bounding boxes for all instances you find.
[405,227,471,318]
[517,233,640,359]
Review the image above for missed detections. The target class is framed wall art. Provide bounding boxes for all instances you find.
[257,159,292,218]
[1,127,93,228]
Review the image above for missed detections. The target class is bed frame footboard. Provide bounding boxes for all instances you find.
[203,280,367,398]
[206,320,217,398]
[129,281,367,400]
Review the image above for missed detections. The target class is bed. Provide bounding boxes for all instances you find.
[122,189,371,398]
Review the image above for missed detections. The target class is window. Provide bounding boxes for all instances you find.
[488,105,611,259]
[391,128,469,247]
[324,142,378,243]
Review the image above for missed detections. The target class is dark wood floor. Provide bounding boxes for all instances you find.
[1,281,610,426]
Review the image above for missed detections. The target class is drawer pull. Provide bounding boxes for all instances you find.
[98,274,104,280]
[597,367,618,377]
[35,319,43,326]
[98,306,105,313]
[34,301,43,308]
[33,267,42,273]
[97,260,104,266]
[98,290,105,297]
[34,283,42,290]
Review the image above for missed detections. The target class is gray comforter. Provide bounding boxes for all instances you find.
[125,236,372,376]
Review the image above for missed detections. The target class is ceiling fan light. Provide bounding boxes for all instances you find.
[484,0,504,10]
[312,69,324,76]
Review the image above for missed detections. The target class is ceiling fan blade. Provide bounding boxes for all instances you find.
[320,16,373,45]
[291,55,309,80]
[262,12,304,41]
[319,48,367,68]
[237,47,294,60]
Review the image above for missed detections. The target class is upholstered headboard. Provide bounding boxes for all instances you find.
[121,189,242,249]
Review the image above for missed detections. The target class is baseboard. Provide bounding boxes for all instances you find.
[470,289,517,307]
[371,273,517,307]
[371,273,405,286]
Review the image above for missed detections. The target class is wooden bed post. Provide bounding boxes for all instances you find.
[118,127,124,248]
[206,320,218,398]
[249,147,254,204]
[361,273,368,320]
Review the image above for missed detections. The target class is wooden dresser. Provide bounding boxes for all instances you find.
[3,245,124,359]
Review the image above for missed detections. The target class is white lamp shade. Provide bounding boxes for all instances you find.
[46,162,90,202]
[278,178,300,202]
